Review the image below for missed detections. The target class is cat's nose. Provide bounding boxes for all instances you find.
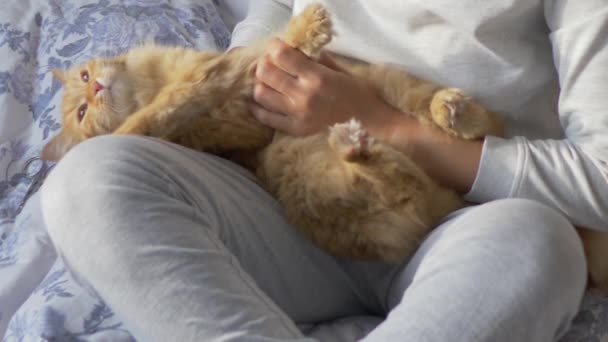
[94,81,104,95]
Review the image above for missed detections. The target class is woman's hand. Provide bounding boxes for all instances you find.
[252,38,483,194]
[251,38,404,140]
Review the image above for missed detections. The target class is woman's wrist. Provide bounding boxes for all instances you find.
[382,111,483,194]
[377,109,427,156]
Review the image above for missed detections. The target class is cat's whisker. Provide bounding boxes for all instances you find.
[103,100,128,118]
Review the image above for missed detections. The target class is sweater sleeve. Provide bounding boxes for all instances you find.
[228,0,293,49]
[464,1,608,230]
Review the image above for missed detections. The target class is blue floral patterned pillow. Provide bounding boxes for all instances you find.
[0,0,230,229]
[0,0,230,339]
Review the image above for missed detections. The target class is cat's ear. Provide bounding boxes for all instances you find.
[41,131,80,161]
[51,69,67,84]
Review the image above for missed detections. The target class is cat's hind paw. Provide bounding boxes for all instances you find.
[328,119,374,162]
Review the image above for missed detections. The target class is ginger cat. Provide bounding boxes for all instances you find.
[44,4,605,286]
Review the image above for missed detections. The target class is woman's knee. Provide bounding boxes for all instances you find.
[41,135,251,249]
[470,198,582,247]
[43,135,153,201]
[41,136,167,245]
[43,134,178,192]
[464,198,586,299]
[465,199,585,265]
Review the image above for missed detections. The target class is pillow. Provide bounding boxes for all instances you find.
[0,1,230,338]
[0,0,231,230]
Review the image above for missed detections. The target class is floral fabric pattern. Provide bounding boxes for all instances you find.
[0,0,606,341]
[0,1,229,340]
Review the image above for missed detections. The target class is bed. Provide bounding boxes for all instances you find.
[0,1,606,340]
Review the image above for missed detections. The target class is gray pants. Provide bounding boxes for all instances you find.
[41,135,586,342]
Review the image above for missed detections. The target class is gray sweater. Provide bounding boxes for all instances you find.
[230,0,608,231]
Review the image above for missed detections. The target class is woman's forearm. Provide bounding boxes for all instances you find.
[411,129,483,194]
[385,112,483,194]
[248,37,483,193]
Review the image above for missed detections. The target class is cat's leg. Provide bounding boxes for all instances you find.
[114,84,200,137]
[280,3,333,59]
[324,120,463,261]
[578,228,608,289]
[429,88,504,139]
[328,119,374,163]
[175,117,273,155]
[328,119,463,217]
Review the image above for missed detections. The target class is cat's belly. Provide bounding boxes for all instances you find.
[258,131,463,261]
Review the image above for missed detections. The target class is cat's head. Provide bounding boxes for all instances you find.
[42,56,135,160]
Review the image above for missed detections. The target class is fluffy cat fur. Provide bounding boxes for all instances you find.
[44,4,606,287]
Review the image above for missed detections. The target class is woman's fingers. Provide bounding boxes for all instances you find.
[256,55,300,96]
[267,38,319,78]
[249,102,297,134]
[318,51,345,72]
[253,80,294,115]
[251,39,356,137]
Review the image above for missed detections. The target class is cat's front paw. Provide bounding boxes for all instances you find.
[284,3,334,58]
[304,4,333,48]
[328,119,374,162]
[429,88,468,130]
[429,88,485,139]
[114,118,150,136]
[430,88,501,139]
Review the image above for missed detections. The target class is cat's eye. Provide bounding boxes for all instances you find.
[80,70,89,82]
[77,103,87,122]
